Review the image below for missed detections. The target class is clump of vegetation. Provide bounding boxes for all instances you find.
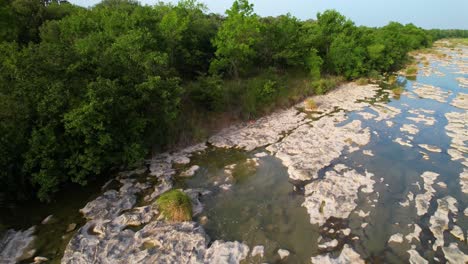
[319,201,326,214]
[387,75,397,85]
[156,190,192,222]
[311,77,341,95]
[392,87,405,99]
[356,78,369,85]
[405,66,418,76]
[232,159,258,183]
[305,98,318,110]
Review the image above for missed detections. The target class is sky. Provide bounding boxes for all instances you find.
[69,0,468,29]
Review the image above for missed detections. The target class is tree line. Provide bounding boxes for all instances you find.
[1,0,466,201]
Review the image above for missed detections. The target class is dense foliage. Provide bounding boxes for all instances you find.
[1,0,467,201]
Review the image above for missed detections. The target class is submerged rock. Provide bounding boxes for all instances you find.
[407,249,428,264]
[450,225,465,241]
[388,233,404,244]
[460,168,468,194]
[405,224,422,243]
[318,239,339,249]
[400,124,419,135]
[429,196,457,251]
[394,137,413,147]
[180,165,200,177]
[370,103,401,121]
[41,215,54,225]
[444,112,468,167]
[442,243,468,263]
[414,171,439,216]
[311,244,364,264]
[34,256,49,263]
[456,77,468,88]
[418,144,442,153]
[0,227,36,264]
[302,166,375,226]
[251,245,264,258]
[451,92,468,109]
[66,223,77,233]
[413,83,451,103]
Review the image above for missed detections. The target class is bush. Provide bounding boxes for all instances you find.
[305,98,317,110]
[355,78,369,85]
[189,75,225,112]
[405,66,418,76]
[311,77,339,95]
[241,71,284,118]
[156,190,192,222]
[392,87,405,99]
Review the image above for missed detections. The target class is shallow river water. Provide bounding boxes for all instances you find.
[1,40,467,264]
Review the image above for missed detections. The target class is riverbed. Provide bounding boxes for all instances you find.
[1,40,467,263]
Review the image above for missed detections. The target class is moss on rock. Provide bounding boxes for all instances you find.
[156,190,192,222]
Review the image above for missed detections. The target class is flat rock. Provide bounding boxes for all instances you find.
[41,215,54,225]
[268,113,370,181]
[451,92,468,109]
[401,124,419,135]
[180,165,200,177]
[418,144,442,153]
[413,83,451,103]
[251,245,264,258]
[442,243,468,263]
[311,244,364,264]
[407,249,428,264]
[414,172,439,216]
[0,227,36,264]
[209,108,307,151]
[388,233,404,243]
[278,249,290,259]
[302,166,374,226]
[445,112,468,166]
[429,196,457,251]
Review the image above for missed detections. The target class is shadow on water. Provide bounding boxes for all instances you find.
[0,175,111,263]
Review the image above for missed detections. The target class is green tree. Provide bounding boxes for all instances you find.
[210,0,261,78]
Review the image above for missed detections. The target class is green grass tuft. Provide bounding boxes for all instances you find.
[156,190,192,222]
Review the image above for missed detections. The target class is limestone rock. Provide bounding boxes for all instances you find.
[251,245,264,258]
[0,226,36,264]
[407,249,428,264]
[302,166,375,226]
[204,241,249,263]
[388,233,404,243]
[429,196,457,251]
[278,249,290,259]
[311,244,364,264]
[180,165,200,177]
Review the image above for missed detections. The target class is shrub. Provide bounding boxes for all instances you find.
[305,98,317,110]
[241,72,283,118]
[356,78,369,85]
[392,87,404,98]
[405,66,418,76]
[156,190,192,222]
[311,78,339,95]
[189,75,224,112]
